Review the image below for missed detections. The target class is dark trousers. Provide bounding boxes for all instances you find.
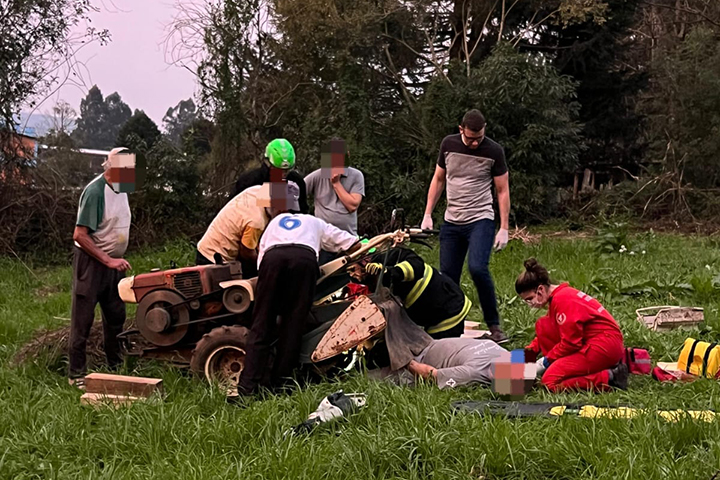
[238,246,319,395]
[439,219,500,328]
[196,249,258,279]
[68,247,126,377]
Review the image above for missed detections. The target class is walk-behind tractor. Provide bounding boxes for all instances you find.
[118,210,435,390]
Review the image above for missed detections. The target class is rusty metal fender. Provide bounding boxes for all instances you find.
[118,276,136,303]
[218,277,257,302]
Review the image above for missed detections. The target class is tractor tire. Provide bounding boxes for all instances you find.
[190,325,250,391]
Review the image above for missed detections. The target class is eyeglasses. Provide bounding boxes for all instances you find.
[461,128,485,145]
[522,288,540,306]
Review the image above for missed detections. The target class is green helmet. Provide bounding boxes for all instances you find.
[264,139,296,170]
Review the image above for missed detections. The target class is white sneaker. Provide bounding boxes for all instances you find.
[68,377,86,390]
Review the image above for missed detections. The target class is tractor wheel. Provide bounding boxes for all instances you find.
[190,325,250,392]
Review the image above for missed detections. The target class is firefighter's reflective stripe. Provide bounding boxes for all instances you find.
[405,264,433,308]
[396,261,414,282]
[426,295,472,334]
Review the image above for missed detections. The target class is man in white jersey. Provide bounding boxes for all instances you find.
[69,148,135,386]
[237,211,361,396]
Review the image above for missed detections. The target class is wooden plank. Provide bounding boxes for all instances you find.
[80,393,142,408]
[84,373,163,398]
[655,307,704,331]
[464,321,481,330]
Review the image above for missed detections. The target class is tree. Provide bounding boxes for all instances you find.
[181,118,215,157]
[116,110,162,152]
[163,0,594,228]
[72,86,132,149]
[130,137,206,244]
[43,100,77,138]
[514,0,647,173]
[643,28,720,189]
[0,0,108,134]
[407,45,583,224]
[72,86,105,148]
[163,98,198,146]
[105,92,134,141]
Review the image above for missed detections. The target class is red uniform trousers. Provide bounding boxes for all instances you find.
[541,332,624,392]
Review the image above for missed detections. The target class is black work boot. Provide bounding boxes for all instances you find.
[487,325,509,344]
[609,363,629,390]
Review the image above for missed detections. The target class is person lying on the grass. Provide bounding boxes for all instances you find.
[516,258,629,391]
[368,337,510,389]
[347,247,472,339]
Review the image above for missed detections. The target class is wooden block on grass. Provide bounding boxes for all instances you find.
[80,393,142,408]
[465,321,481,330]
[84,373,163,398]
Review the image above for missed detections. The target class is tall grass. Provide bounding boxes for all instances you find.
[2,233,720,479]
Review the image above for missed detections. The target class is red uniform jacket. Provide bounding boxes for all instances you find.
[526,314,560,357]
[532,283,623,361]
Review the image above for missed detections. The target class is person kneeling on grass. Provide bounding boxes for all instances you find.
[516,258,628,392]
[347,247,472,339]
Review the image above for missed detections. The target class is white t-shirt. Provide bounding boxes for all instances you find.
[258,213,358,267]
[74,175,131,258]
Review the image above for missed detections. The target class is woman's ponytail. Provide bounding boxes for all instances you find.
[515,257,551,294]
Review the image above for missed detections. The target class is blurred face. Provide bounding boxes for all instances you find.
[320,139,347,178]
[519,284,551,309]
[256,180,300,213]
[104,151,136,193]
[459,125,485,149]
[269,167,289,181]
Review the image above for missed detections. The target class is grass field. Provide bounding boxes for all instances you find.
[2,231,720,479]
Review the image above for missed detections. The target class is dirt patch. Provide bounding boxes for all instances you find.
[11,323,106,369]
[34,284,63,297]
[510,220,720,245]
[635,218,720,236]
[509,226,593,244]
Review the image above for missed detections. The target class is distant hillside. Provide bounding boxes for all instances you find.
[15,112,76,138]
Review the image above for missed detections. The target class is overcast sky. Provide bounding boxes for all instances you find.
[51,0,197,126]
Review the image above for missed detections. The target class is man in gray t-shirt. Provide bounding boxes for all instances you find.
[369,338,510,390]
[410,338,509,389]
[304,138,365,236]
[421,109,511,344]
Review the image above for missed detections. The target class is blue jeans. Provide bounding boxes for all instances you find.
[439,219,500,327]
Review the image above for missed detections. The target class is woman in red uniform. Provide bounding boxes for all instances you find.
[516,258,628,392]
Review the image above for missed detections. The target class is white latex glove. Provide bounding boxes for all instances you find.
[535,357,548,378]
[494,228,509,251]
[421,214,433,230]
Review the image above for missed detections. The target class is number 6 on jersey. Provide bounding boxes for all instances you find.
[279,216,302,231]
